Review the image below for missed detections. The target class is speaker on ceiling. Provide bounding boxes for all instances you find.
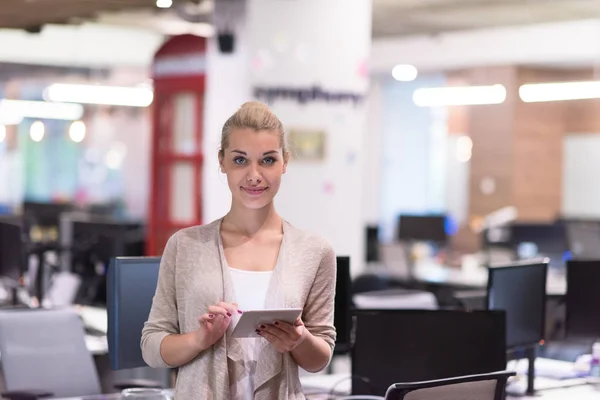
[218,31,235,54]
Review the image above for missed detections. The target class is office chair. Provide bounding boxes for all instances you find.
[0,309,160,400]
[384,371,516,400]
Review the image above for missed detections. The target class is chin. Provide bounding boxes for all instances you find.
[240,199,273,210]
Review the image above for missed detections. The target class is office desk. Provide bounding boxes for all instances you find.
[370,262,567,297]
[49,381,599,400]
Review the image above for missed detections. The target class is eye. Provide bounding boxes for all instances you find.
[233,157,246,165]
[262,157,277,165]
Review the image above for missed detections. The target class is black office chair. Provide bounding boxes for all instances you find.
[384,371,516,400]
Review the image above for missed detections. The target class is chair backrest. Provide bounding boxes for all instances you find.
[107,256,161,370]
[385,371,516,400]
[0,308,101,397]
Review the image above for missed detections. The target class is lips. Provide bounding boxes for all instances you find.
[242,187,267,196]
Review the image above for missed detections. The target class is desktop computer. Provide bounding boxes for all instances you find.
[351,309,507,396]
[510,223,568,269]
[107,256,161,370]
[396,214,447,244]
[486,259,549,395]
[0,222,25,283]
[565,222,600,260]
[334,256,352,355]
[71,219,145,306]
[566,260,600,341]
[487,259,548,350]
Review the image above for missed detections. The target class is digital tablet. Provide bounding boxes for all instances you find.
[231,308,303,338]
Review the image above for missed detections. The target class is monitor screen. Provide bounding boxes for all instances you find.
[351,309,507,396]
[487,260,548,349]
[107,256,161,370]
[72,220,145,306]
[334,256,351,354]
[510,223,567,268]
[566,260,600,340]
[0,222,24,282]
[397,214,447,243]
[566,222,600,260]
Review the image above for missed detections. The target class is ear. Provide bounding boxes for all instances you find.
[218,150,225,173]
[282,151,290,174]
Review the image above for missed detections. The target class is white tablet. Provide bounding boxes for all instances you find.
[231,308,303,338]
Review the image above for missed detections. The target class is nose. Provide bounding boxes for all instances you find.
[246,164,262,185]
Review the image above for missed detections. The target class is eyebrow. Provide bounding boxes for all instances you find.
[231,149,279,156]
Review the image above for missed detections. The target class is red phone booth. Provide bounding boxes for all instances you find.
[147,34,207,256]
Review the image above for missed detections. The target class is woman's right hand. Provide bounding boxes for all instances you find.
[192,301,241,351]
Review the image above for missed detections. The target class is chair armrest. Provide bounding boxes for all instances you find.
[1,390,54,400]
[113,378,164,390]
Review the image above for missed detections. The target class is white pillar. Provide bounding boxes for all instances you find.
[246,0,373,275]
[203,0,250,223]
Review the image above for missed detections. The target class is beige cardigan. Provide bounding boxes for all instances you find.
[141,218,337,399]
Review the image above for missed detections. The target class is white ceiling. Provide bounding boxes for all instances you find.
[372,0,600,37]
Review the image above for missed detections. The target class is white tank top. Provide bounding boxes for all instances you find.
[228,267,273,400]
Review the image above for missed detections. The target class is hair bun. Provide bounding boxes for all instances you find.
[239,101,268,110]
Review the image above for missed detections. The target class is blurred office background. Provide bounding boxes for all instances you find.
[2,0,600,399]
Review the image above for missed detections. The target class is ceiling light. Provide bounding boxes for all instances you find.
[413,84,507,107]
[0,114,23,126]
[44,83,154,107]
[156,0,173,9]
[69,121,86,143]
[392,64,418,82]
[0,99,83,121]
[0,125,5,143]
[30,121,45,142]
[519,81,600,102]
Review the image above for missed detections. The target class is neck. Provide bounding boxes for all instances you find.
[224,202,281,237]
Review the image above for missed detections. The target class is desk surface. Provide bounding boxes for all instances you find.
[49,376,599,400]
[370,261,567,296]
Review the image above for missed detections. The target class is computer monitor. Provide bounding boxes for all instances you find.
[107,256,161,370]
[334,256,351,354]
[565,260,600,340]
[565,221,600,260]
[365,226,380,262]
[0,222,25,283]
[71,219,145,306]
[397,214,447,243]
[510,223,567,268]
[22,201,73,228]
[351,309,507,396]
[486,259,548,350]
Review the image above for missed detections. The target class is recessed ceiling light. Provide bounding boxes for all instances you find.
[156,0,173,9]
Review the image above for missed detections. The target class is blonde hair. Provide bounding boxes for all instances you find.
[219,101,287,155]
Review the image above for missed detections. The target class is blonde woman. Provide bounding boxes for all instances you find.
[141,101,337,399]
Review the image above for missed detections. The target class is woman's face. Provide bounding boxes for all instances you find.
[219,128,288,210]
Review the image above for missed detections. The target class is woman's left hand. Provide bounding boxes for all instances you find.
[257,317,308,353]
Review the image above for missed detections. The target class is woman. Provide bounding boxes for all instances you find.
[141,101,337,399]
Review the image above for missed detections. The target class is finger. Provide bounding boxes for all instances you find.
[272,320,296,334]
[207,305,231,318]
[218,301,243,315]
[294,317,304,326]
[260,323,295,341]
[198,313,216,323]
[257,328,279,343]
[258,329,290,352]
